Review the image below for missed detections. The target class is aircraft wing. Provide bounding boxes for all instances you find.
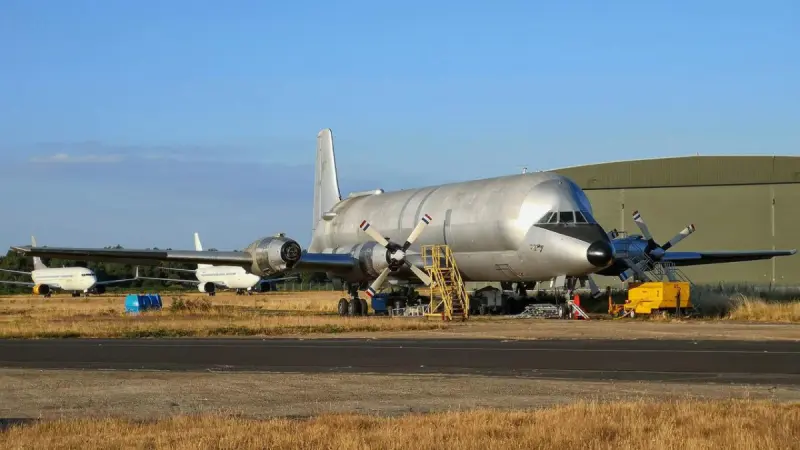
[95,277,139,286]
[136,274,200,285]
[663,249,797,267]
[0,268,32,275]
[11,245,362,276]
[10,246,253,267]
[0,279,35,287]
[259,275,301,284]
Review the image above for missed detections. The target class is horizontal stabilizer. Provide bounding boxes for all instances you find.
[11,246,254,267]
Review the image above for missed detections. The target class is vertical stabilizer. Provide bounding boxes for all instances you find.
[312,128,342,237]
[31,236,47,270]
[194,232,213,268]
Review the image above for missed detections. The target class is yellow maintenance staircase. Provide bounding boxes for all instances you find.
[421,245,470,321]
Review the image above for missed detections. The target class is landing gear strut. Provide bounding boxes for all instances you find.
[337,282,368,317]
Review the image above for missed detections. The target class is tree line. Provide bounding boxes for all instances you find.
[0,245,329,293]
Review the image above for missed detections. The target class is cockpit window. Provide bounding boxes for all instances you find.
[536,212,555,224]
[558,211,575,223]
[537,210,596,224]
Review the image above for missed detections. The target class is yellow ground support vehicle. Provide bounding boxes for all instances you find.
[624,281,692,317]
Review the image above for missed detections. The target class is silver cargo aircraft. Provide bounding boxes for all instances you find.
[11,129,796,309]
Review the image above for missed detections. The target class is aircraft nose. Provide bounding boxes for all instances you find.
[586,240,614,268]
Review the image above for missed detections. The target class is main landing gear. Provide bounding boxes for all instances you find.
[337,282,368,316]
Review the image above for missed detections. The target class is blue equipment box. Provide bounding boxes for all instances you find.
[370,293,389,314]
[125,293,163,314]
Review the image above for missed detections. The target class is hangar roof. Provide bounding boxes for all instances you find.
[549,155,800,190]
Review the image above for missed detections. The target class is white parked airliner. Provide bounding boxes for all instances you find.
[134,232,297,295]
[0,236,134,297]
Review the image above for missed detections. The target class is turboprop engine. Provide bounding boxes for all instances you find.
[32,284,50,296]
[243,236,303,277]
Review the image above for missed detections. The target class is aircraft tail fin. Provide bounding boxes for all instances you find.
[312,128,342,237]
[31,236,47,270]
[194,232,213,268]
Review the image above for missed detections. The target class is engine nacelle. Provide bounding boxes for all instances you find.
[94,285,106,294]
[326,242,392,279]
[32,284,50,296]
[244,236,303,276]
[354,242,392,277]
[198,282,216,293]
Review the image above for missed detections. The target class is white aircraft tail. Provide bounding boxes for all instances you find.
[31,236,47,270]
[194,232,213,268]
[311,128,342,240]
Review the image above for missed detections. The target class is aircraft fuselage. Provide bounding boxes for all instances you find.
[31,266,97,291]
[195,266,261,289]
[310,171,613,283]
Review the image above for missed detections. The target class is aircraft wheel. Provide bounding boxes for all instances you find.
[360,298,369,316]
[337,298,348,316]
[348,298,362,316]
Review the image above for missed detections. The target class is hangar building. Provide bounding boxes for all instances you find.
[550,155,800,286]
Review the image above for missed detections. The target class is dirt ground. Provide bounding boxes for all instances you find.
[0,368,797,421]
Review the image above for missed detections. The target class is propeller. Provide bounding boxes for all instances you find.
[579,275,603,298]
[619,210,696,281]
[358,214,434,298]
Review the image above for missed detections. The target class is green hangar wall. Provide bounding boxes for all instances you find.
[551,156,800,286]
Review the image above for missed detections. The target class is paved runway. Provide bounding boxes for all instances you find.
[1,338,798,385]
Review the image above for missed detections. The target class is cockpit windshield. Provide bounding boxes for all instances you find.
[536,210,596,224]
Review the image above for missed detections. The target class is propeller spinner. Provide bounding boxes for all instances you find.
[358,214,434,298]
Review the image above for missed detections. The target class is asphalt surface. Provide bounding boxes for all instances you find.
[1,338,798,385]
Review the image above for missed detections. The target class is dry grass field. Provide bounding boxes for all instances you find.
[728,298,800,322]
[0,291,448,338]
[0,291,797,339]
[2,399,798,450]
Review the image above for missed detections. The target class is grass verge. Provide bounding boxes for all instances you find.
[1,399,798,449]
[727,298,800,323]
[0,314,447,339]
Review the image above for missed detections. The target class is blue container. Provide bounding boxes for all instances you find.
[370,294,389,314]
[125,293,163,314]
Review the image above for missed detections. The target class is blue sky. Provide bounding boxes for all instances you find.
[1,0,798,251]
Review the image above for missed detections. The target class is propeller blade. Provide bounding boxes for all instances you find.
[359,220,390,248]
[584,275,602,298]
[401,214,432,251]
[406,262,433,285]
[631,210,655,241]
[660,224,696,252]
[365,267,391,298]
[619,259,649,281]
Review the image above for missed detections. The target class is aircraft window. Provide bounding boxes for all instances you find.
[558,211,575,223]
[582,210,596,223]
[537,212,555,224]
[575,211,587,223]
[547,212,559,223]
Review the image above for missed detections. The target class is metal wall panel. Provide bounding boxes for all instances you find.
[554,156,800,190]
[773,184,800,285]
